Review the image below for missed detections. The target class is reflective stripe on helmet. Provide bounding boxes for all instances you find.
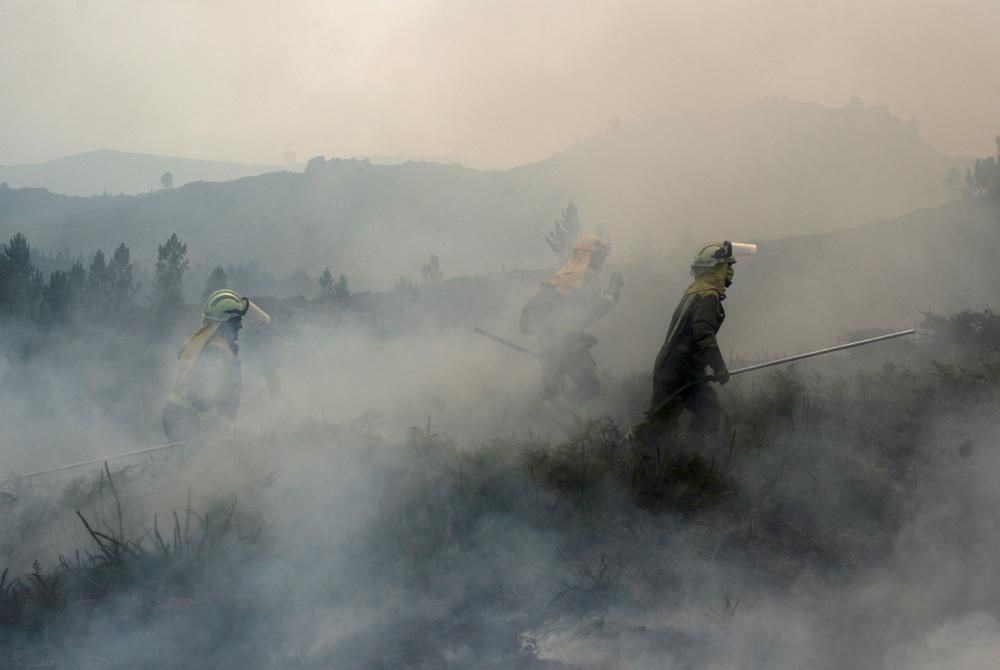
[203,289,249,321]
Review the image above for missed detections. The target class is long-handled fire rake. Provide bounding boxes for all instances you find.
[475,326,915,375]
[475,325,916,425]
[636,328,916,433]
[711,328,915,378]
[474,327,541,359]
[1,440,192,488]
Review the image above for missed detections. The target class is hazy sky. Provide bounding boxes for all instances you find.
[1,0,998,167]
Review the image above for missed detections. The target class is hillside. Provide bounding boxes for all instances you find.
[0,99,969,278]
[0,150,295,197]
[730,196,1000,350]
[597,196,1000,372]
[520,97,966,243]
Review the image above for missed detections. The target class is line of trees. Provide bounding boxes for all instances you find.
[0,232,192,324]
[952,136,1000,201]
[318,266,350,300]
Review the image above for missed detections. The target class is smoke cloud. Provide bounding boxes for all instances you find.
[1,0,998,167]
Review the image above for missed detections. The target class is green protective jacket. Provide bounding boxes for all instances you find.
[653,285,727,382]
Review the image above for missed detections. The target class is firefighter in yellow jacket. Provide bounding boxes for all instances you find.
[521,233,624,405]
[162,289,271,442]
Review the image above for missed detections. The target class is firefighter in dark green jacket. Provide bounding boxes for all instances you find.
[631,241,754,439]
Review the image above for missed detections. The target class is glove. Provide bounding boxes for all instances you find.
[703,346,730,385]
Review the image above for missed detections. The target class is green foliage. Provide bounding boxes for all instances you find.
[333,273,350,299]
[395,276,416,293]
[202,265,228,302]
[0,466,257,665]
[40,243,137,322]
[0,233,43,318]
[42,262,86,323]
[318,266,334,296]
[921,309,1000,353]
[962,135,1000,201]
[522,418,625,502]
[545,201,581,263]
[153,233,189,317]
[0,232,139,323]
[106,243,138,312]
[420,254,443,282]
[317,268,349,300]
[85,248,109,311]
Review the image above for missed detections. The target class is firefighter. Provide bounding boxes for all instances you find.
[162,289,270,442]
[630,241,755,440]
[521,233,624,405]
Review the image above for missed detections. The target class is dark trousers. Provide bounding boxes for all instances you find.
[651,356,721,435]
[539,336,601,406]
[162,401,204,443]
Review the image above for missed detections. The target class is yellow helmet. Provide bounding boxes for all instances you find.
[202,289,271,323]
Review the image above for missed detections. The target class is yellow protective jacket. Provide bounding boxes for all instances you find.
[167,322,242,420]
[540,248,617,336]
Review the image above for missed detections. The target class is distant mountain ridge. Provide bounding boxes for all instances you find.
[596,195,1000,372]
[0,98,971,278]
[518,97,967,241]
[0,149,300,197]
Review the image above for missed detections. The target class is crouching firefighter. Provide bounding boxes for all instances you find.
[162,289,271,442]
[629,241,755,442]
[520,233,624,405]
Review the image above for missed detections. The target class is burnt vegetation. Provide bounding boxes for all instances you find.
[2,309,999,667]
[2,136,1000,667]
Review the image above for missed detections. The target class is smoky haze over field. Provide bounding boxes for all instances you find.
[3,1,1000,668]
[6,269,1000,668]
[0,97,970,286]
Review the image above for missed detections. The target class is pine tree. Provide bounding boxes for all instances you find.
[154,233,189,316]
[44,261,86,322]
[420,254,443,282]
[107,243,138,313]
[333,274,351,300]
[963,136,1000,201]
[86,249,110,314]
[545,202,581,263]
[318,266,334,296]
[0,233,41,317]
[202,265,228,301]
